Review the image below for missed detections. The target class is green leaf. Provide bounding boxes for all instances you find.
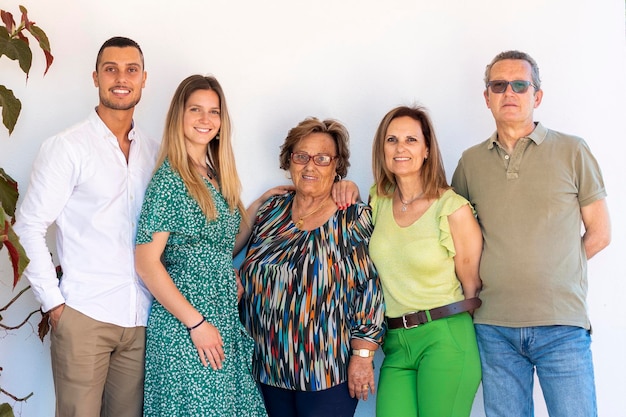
[0,167,19,217]
[0,36,32,76]
[0,403,16,417]
[0,30,17,60]
[27,24,50,51]
[10,38,32,75]
[0,26,11,59]
[0,85,22,135]
[1,207,30,288]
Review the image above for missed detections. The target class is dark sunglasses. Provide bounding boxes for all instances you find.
[487,80,537,94]
[290,152,337,167]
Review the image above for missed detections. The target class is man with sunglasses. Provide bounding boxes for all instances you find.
[451,50,611,417]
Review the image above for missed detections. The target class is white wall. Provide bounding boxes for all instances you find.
[1,1,624,416]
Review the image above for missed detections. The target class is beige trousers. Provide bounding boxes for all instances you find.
[50,305,145,417]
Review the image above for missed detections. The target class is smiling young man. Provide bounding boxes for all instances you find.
[14,37,159,417]
[452,50,611,417]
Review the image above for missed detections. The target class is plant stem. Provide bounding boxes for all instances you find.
[0,286,31,312]
[0,309,40,330]
[0,387,34,402]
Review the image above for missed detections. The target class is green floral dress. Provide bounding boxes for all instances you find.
[137,159,267,417]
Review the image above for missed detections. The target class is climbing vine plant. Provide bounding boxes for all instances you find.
[1,5,54,416]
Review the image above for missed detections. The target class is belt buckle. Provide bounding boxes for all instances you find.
[402,312,419,329]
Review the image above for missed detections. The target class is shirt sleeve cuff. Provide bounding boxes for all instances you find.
[40,288,66,313]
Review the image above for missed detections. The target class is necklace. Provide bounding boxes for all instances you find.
[294,197,330,229]
[193,160,217,180]
[205,164,217,180]
[398,189,424,212]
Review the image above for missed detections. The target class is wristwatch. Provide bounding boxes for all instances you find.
[352,349,375,358]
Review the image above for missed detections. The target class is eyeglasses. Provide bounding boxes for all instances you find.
[487,80,537,94]
[290,152,337,166]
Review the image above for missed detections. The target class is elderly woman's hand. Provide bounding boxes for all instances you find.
[348,354,376,401]
[234,269,244,302]
[331,180,361,209]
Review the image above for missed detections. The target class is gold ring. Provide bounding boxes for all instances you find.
[362,384,369,389]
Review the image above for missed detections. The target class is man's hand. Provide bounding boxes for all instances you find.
[48,303,65,331]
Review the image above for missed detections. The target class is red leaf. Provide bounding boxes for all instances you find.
[26,24,54,75]
[38,311,51,342]
[19,5,30,28]
[0,10,15,33]
[43,49,54,75]
[0,214,30,288]
[4,223,21,287]
[16,31,29,45]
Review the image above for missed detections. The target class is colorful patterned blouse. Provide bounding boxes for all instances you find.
[240,192,385,391]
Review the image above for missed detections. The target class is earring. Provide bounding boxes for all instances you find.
[215,132,220,140]
[335,173,342,182]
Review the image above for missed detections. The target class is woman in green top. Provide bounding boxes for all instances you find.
[134,75,272,416]
[369,106,483,417]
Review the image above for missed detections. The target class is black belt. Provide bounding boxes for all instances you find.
[386,298,482,330]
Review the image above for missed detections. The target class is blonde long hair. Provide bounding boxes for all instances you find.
[156,74,245,221]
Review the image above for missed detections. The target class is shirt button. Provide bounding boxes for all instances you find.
[504,155,510,160]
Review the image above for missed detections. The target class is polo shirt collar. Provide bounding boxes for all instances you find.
[487,121,548,149]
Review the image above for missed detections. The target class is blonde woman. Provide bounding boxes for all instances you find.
[135,75,270,416]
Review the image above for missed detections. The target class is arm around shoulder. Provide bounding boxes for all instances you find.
[331,179,361,208]
[233,185,293,255]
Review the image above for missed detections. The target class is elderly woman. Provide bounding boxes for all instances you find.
[369,106,482,417]
[239,117,385,417]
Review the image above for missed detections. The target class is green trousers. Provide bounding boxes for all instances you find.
[376,312,481,417]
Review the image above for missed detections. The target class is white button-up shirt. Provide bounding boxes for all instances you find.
[14,110,159,327]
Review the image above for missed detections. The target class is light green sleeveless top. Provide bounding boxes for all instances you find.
[369,186,468,318]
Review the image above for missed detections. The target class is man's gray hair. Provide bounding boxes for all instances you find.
[484,50,541,89]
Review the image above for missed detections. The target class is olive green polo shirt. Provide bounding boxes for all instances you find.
[451,122,606,329]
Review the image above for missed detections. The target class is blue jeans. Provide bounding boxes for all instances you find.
[475,324,597,417]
